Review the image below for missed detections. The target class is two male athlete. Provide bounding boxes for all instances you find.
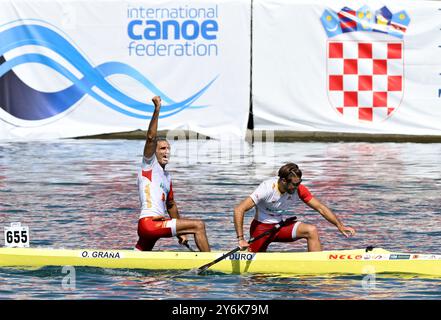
[135,97,354,253]
[135,96,210,252]
[234,163,355,252]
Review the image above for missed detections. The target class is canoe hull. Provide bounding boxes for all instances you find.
[1,247,440,276]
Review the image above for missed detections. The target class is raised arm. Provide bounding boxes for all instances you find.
[234,197,256,248]
[143,96,162,158]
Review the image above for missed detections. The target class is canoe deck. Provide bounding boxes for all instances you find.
[1,247,440,276]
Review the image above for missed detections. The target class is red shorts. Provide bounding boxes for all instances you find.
[248,219,301,252]
[135,217,176,251]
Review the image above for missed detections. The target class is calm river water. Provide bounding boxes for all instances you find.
[0,139,440,300]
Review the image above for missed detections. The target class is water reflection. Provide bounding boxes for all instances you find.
[0,140,440,299]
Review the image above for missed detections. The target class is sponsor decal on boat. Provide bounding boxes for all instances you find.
[228,253,256,261]
[362,254,388,260]
[389,254,410,260]
[328,254,363,260]
[410,254,441,260]
[80,250,123,259]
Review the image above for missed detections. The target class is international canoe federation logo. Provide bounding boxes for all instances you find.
[0,20,216,125]
[321,6,410,123]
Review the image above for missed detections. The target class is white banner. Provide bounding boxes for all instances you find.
[253,0,441,135]
[0,0,251,140]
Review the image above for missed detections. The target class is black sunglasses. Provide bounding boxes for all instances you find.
[286,178,302,187]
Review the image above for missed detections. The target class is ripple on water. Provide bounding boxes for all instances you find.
[0,141,441,299]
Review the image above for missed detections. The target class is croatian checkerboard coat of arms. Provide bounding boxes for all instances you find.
[321,5,410,122]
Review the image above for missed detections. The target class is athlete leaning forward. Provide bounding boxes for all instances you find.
[135,96,210,252]
[234,163,355,252]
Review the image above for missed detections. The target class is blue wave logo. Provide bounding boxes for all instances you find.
[0,21,217,121]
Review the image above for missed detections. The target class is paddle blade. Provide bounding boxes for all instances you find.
[181,268,201,276]
[196,266,209,275]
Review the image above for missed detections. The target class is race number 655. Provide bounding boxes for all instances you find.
[4,223,30,247]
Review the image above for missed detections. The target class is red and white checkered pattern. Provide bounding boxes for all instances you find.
[327,41,403,122]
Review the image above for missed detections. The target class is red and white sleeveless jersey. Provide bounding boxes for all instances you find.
[249,177,313,224]
[137,155,173,219]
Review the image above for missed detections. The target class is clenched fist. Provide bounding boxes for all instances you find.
[152,96,161,111]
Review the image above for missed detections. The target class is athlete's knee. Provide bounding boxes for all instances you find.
[305,225,319,238]
[195,220,206,233]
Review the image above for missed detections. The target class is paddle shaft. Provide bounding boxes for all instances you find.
[197,216,297,274]
[182,241,195,252]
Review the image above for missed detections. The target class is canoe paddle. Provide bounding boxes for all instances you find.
[182,241,195,252]
[196,216,297,274]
